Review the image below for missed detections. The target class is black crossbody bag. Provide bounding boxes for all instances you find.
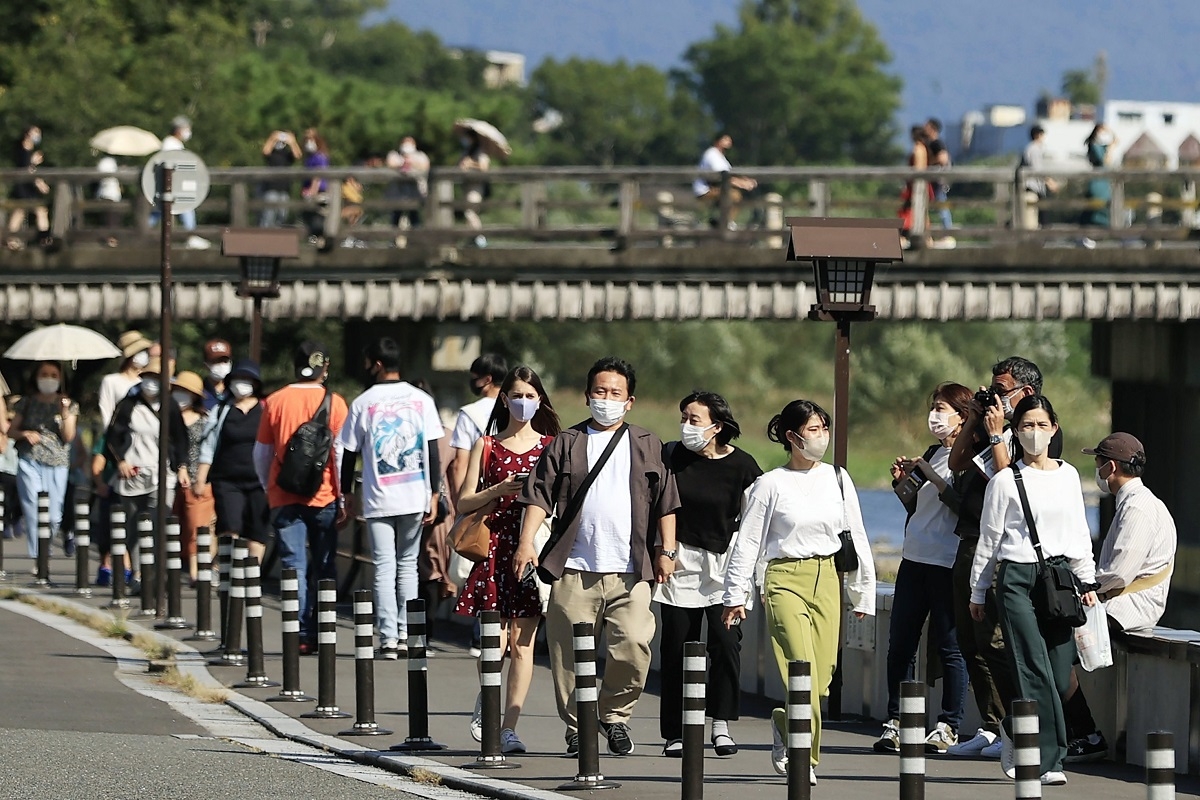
[1010,465,1087,627]
[832,465,859,573]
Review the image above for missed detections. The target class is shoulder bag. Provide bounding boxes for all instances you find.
[536,424,629,583]
[1011,465,1087,627]
[832,465,859,573]
[449,436,495,562]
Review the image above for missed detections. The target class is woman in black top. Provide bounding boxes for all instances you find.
[195,360,269,564]
[653,390,763,757]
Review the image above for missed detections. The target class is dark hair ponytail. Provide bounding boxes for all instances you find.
[766,399,831,452]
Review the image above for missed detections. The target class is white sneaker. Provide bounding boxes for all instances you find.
[469,692,483,742]
[500,728,526,754]
[999,726,1015,778]
[770,709,787,775]
[1041,771,1068,785]
[873,718,900,753]
[981,738,1003,759]
[809,766,817,786]
[947,728,996,757]
[185,235,211,250]
[924,721,958,754]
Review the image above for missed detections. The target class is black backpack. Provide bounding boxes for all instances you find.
[275,388,334,498]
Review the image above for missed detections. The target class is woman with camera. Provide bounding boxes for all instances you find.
[969,394,1097,786]
[874,383,971,755]
[454,365,560,755]
[722,399,875,785]
[654,391,762,758]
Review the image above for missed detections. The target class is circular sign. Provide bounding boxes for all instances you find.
[140,149,211,214]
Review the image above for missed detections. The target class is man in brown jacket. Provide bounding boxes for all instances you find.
[515,356,680,757]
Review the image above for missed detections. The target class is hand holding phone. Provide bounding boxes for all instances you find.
[519,561,538,587]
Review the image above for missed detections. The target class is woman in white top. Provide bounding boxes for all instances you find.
[98,331,153,428]
[874,383,971,754]
[970,395,1097,785]
[722,399,875,784]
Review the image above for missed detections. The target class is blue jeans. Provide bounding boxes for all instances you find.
[17,458,67,558]
[259,189,290,228]
[149,208,196,232]
[934,185,953,229]
[885,558,968,731]
[367,513,425,644]
[272,502,338,640]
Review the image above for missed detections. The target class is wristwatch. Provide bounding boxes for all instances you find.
[989,434,1003,446]
[659,548,678,561]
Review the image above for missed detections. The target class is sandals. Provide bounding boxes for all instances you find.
[712,732,738,757]
[662,739,683,757]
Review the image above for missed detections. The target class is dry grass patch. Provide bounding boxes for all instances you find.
[408,768,443,786]
[156,667,230,703]
[132,632,175,661]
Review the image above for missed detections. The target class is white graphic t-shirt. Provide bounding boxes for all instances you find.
[338,381,444,518]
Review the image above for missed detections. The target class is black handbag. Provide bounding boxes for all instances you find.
[832,465,859,573]
[1011,465,1087,627]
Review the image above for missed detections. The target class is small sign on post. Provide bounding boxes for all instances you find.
[140,150,211,213]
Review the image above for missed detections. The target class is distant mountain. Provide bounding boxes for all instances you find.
[380,0,1200,131]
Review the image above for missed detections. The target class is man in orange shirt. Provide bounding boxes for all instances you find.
[254,342,348,652]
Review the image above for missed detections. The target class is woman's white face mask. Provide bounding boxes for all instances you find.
[680,422,717,452]
[1017,428,1053,456]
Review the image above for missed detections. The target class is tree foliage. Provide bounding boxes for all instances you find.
[682,0,902,166]
[1061,68,1102,108]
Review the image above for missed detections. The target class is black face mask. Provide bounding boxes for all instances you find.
[469,377,487,397]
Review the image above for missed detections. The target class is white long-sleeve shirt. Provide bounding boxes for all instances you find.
[1096,478,1176,632]
[723,463,876,616]
[970,461,1096,604]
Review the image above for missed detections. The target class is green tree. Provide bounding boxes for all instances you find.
[681,0,902,166]
[1061,68,1101,107]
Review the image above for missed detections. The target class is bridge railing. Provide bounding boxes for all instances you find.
[2,164,1198,250]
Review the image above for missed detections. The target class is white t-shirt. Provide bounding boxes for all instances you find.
[449,396,495,451]
[161,134,185,152]
[694,146,732,196]
[566,427,634,574]
[97,156,121,202]
[98,372,140,428]
[338,381,445,518]
[901,446,959,568]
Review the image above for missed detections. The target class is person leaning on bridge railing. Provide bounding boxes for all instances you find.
[693,132,757,231]
[1019,125,1059,231]
[6,125,51,251]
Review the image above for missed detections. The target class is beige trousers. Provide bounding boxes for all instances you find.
[546,569,656,737]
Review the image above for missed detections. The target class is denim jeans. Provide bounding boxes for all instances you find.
[259,190,290,227]
[149,208,196,232]
[367,513,425,644]
[885,558,969,731]
[17,458,67,558]
[272,502,338,640]
[934,185,953,229]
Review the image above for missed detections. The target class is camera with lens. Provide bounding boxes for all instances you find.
[974,388,999,409]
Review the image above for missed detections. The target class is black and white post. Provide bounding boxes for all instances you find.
[211,542,247,666]
[301,578,350,719]
[268,567,312,703]
[465,610,518,770]
[215,534,232,649]
[73,489,91,595]
[156,516,187,629]
[339,589,392,736]
[787,660,813,800]
[391,599,446,750]
[559,621,619,791]
[899,681,926,800]
[234,556,278,688]
[137,512,156,615]
[682,641,706,800]
[33,491,50,585]
[0,487,7,580]
[109,508,129,608]
[1012,698,1041,800]
[1146,731,1175,800]
[187,527,218,641]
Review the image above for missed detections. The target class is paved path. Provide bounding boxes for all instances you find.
[6,553,1200,799]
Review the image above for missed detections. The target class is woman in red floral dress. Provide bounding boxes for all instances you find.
[455,365,560,754]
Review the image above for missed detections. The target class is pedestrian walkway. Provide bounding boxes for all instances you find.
[6,552,1199,800]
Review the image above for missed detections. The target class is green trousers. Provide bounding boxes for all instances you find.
[952,536,1015,735]
[996,561,1076,774]
[764,556,841,766]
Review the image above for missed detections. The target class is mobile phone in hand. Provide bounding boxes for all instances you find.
[519,562,537,587]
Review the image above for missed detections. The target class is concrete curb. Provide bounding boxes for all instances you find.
[8,587,571,800]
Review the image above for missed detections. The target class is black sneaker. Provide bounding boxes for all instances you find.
[601,721,635,756]
[565,732,579,756]
[1064,732,1108,763]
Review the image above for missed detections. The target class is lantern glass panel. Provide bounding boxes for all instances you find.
[819,259,869,305]
[242,256,279,291]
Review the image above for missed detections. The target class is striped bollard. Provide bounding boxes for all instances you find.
[558,621,619,791]
[268,568,313,703]
[1012,699,1041,800]
[1146,731,1174,800]
[234,556,279,688]
[464,610,518,769]
[33,491,51,585]
[109,509,129,608]
[137,513,156,615]
[0,488,7,580]
[899,681,926,800]
[339,589,392,736]
[215,534,233,650]
[186,528,218,640]
[681,641,706,800]
[210,542,247,666]
[391,598,446,750]
[72,490,91,596]
[156,516,187,629]
[787,660,812,800]
[301,579,350,719]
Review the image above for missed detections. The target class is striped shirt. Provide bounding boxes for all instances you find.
[1097,478,1176,632]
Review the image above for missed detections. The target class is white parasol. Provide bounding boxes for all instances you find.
[4,324,121,362]
[453,118,512,159]
[89,126,162,157]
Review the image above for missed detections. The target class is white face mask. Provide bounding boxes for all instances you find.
[1000,388,1023,419]
[172,390,193,409]
[400,141,416,155]
[1017,428,1053,456]
[680,422,717,452]
[928,410,958,440]
[304,140,317,153]
[37,377,60,395]
[209,361,232,381]
[1095,465,1112,496]
[180,128,192,143]
[131,350,151,369]
[794,432,830,462]
[230,380,254,400]
[589,398,627,427]
[141,377,160,399]
[508,397,540,423]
